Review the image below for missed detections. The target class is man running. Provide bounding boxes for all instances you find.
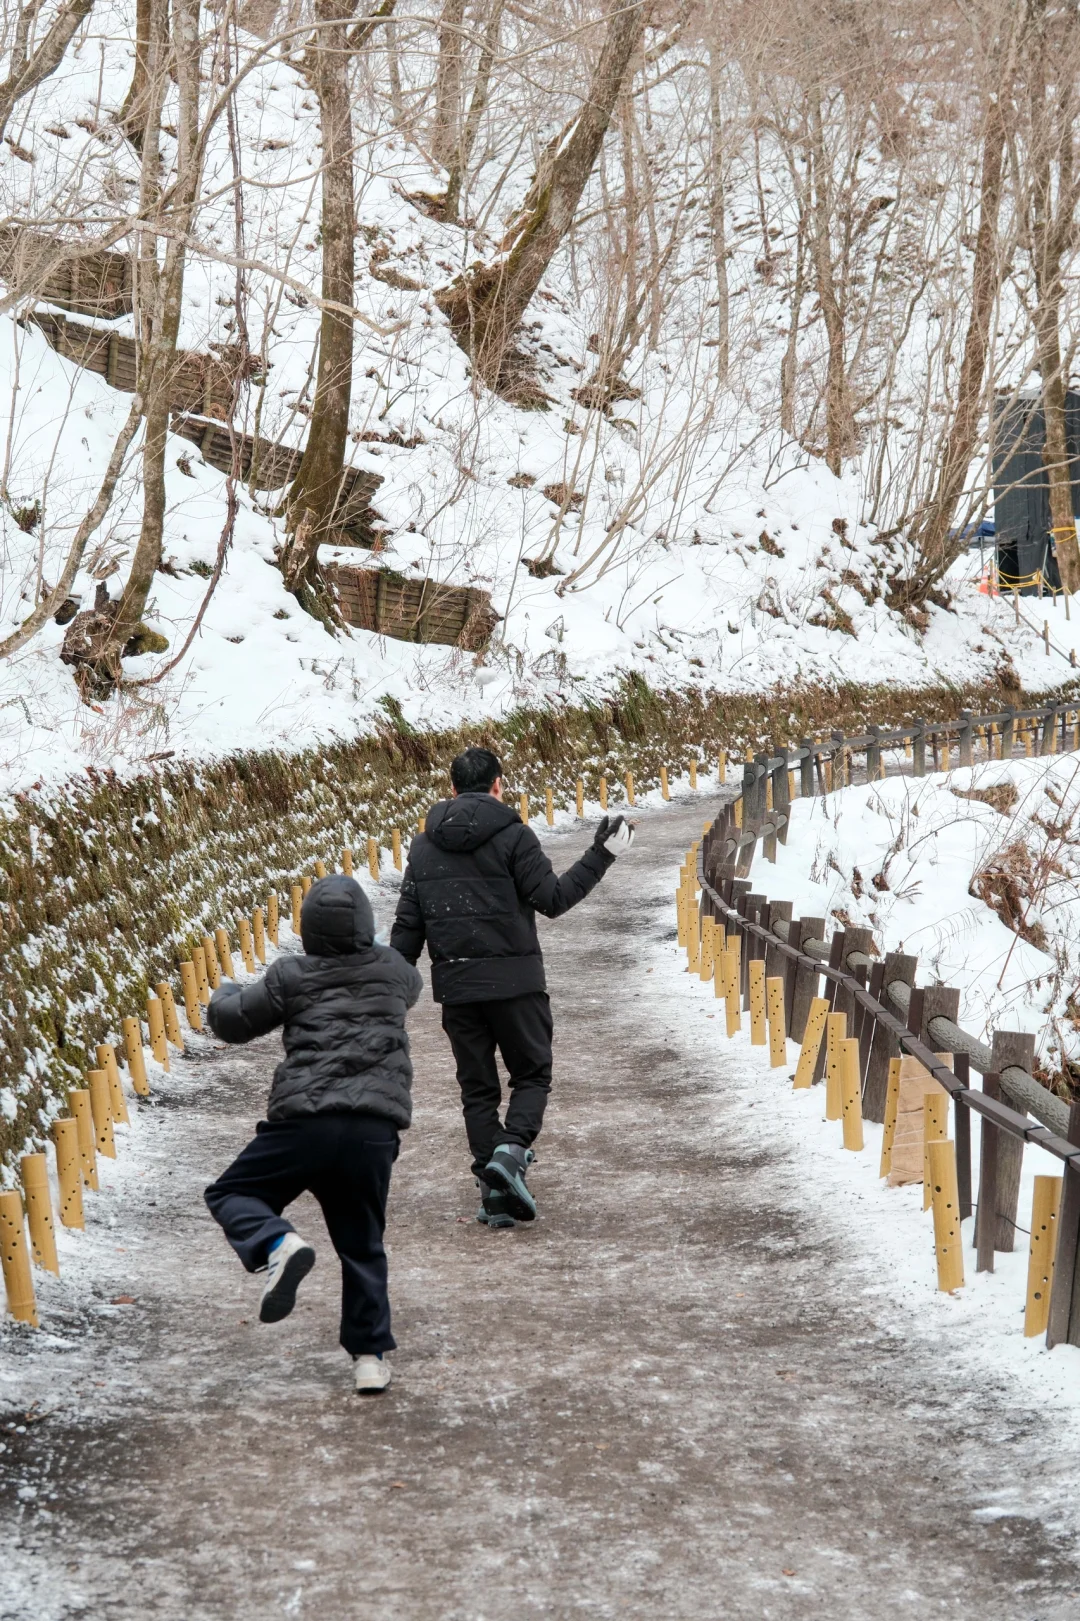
[390,747,633,1227]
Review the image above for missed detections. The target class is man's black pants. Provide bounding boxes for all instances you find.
[204,1114,398,1356]
[440,991,554,1178]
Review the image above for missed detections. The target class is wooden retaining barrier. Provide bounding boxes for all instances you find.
[0,227,133,320]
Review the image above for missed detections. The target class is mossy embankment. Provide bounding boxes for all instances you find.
[1,670,1068,1175]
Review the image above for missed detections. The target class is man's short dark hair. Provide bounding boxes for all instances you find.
[451,747,503,794]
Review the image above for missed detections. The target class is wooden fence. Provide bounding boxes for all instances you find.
[692,695,1080,1348]
[0,227,132,320]
[325,563,499,651]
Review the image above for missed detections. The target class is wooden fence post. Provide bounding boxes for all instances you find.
[1046,1100,1080,1348]
[988,1030,1033,1250]
[789,917,825,1042]
[975,1072,1002,1273]
[912,719,927,777]
[863,952,918,1122]
[959,710,974,768]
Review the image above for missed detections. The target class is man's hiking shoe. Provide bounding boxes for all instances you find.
[484,1144,537,1222]
[475,1177,516,1230]
[353,1354,391,1395]
[259,1232,315,1323]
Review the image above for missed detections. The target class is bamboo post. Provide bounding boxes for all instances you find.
[215,926,235,979]
[625,771,635,806]
[676,885,687,949]
[879,1057,902,1176]
[793,997,829,1090]
[713,945,725,1001]
[315,858,327,879]
[392,829,402,870]
[599,776,608,810]
[545,787,554,826]
[192,946,210,1004]
[267,892,279,945]
[749,960,767,1045]
[1025,1175,1062,1338]
[418,815,427,833]
[660,766,670,801]
[252,907,266,964]
[576,779,584,816]
[68,1090,98,1190]
[519,793,529,825]
[734,795,742,829]
[923,1093,949,1211]
[839,1039,864,1150]
[302,875,312,896]
[20,1155,59,1275]
[342,847,354,876]
[689,759,698,789]
[699,916,715,983]
[96,1043,129,1123]
[179,962,202,1031]
[201,934,221,990]
[766,976,786,1067]
[52,1119,83,1229]
[367,837,380,880]
[686,900,700,973]
[928,1138,964,1291]
[825,1013,847,1120]
[87,1070,116,1159]
[146,999,170,1069]
[291,884,303,933]
[0,1191,38,1325]
[238,918,256,973]
[122,1017,150,1096]
[723,943,742,1037]
[155,984,184,1049]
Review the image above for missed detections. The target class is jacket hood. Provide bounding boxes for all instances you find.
[425,792,520,854]
[300,874,375,956]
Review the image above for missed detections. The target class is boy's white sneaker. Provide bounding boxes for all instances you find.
[353,1354,391,1395]
[259,1232,316,1323]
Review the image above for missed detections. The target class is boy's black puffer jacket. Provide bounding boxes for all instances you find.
[207,875,422,1128]
[389,792,613,1004]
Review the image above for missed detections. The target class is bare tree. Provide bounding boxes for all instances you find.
[0,0,95,143]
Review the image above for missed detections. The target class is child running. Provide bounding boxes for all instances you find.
[203,874,421,1394]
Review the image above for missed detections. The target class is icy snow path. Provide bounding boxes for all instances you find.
[4,796,1080,1620]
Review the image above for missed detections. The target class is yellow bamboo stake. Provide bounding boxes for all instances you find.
[689,759,698,789]
[599,776,608,810]
[418,815,427,833]
[660,766,670,801]
[734,796,743,829]
[201,935,221,991]
[839,1038,864,1149]
[20,1154,58,1275]
[392,829,402,870]
[928,1139,964,1291]
[267,892,279,946]
[52,1119,83,1229]
[545,787,554,826]
[923,1093,949,1210]
[519,793,529,826]
[766,977,786,1067]
[192,946,210,1004]
[825,1012,847,1120]
[576,778,584,816]
[342,847,354,876]
[686,903,700,973]
[179,962,202,1031]
[87,1070,116,1159]
[879,1056,902,1176]
[699,916,715,982]
[122,1017,150,1096]
[823,758,834,794]
[713,945,725,1000]
[1024,1175,1062,1338]
[291,884,303,933]
[96,1043,129,1123]
[146,999,170,1071]
[302,875,313,896]
[723,945,742,1037]
[718,749,727,783]
[155,985,184,1050]
[215,926,235,979]
[749,960,767,1045]
[253,907,266,963]
[766,776,774,811]
[676,885,687,948]
[0,1191,38,1325]
[788,768,797,801]
[68,1089,98,1190]
[315,858,327,879]
[367,837,380,880]
[793,997,829,1089]
[238,918,256,973]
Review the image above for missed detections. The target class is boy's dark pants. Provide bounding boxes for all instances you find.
[440,991,553,1178]
[204,1114,398,1355]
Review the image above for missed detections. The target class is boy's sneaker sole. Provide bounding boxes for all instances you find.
[259,1242,315,1323]
[484,1153,537,1222]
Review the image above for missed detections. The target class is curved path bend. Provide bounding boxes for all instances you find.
[2,795,1079,1619]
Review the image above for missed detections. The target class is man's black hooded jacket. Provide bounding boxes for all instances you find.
[389,792,613,1003]
[207,874,422,1126]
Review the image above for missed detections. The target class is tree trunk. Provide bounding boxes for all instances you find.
[706,47,729,381]
[279,0,359,618]
[443,0,504,224]
[903,86,1009,595]
[0,0,95,144]
[119,0,155,147]
[441,0,648,387]
[809,91,854,476]
[432,0,467,169]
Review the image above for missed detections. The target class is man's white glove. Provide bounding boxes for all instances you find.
[593,814,636,857]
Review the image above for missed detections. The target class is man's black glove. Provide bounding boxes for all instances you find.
[593,814,635,856]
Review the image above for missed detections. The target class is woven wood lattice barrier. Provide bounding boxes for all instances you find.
[325,563,498,651]
[0,227,132,320]
[27,312,237,420]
